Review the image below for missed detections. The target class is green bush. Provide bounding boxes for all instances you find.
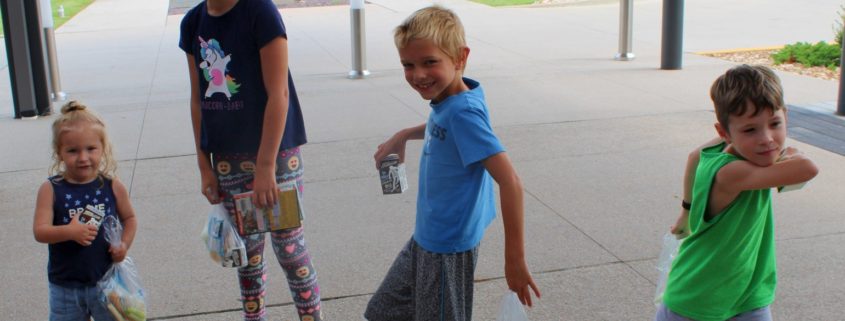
[772,41,840,69]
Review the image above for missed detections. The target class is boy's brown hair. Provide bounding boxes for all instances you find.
[710,64,785,130]
[394,6,466,66]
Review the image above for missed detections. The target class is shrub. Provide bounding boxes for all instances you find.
[772,41,840,69]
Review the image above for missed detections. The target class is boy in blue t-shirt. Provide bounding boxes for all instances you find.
[365,6,541,321]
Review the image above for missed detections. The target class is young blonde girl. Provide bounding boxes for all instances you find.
[33,101,138,321]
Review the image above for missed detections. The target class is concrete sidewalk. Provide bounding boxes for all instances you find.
[1,0,844,320]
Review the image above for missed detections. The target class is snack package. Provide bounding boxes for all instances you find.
[201,204,247,267]
[78,204,105,228]
[233,181,304,235]
[379,154,408,194]
[98,216,147,321]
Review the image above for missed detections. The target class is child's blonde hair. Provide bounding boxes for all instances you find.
[710,64,785,131]
[50,101,117,179]
[394,5,466,66]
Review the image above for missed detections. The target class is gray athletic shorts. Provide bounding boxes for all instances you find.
[655,304,772,321]
[364,237,479,321]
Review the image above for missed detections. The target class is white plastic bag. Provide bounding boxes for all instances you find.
[654,232,682,306]
[201,204,247,268]
[496,291,529,321]
[98,216,147,321]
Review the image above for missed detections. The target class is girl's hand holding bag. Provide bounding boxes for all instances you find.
[98,216,147,321]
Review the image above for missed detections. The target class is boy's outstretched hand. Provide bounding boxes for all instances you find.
[505,259,541,307]
[373,124,426,169]
[373,133,408,170]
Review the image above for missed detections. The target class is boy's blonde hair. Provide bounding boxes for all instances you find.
[394,6,466,65]
[710,64,785,131]
[50,101,118,180]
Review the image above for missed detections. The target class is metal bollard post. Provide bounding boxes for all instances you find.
[614,0,635,61]
[348,0,370,79]
[41,0,66,101]
[838,31,845,115]
[660,0,684,70]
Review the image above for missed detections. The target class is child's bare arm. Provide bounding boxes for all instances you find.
[671,137,723,236]
[253,36,291,209]
[717,147,818,193]
[111,179,137,262]
[482,152,541,306]
[373,123,426,169]
[185,53,220,204]
[33,181,98,245]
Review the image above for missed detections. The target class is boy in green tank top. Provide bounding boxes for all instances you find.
[655,65,819,321]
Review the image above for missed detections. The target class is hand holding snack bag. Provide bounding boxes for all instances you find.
[98,216,147,321]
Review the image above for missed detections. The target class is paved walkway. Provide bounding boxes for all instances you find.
[1,0,843,320]
[787,103,845,156]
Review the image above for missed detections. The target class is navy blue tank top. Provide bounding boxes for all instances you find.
[48,176,116,287]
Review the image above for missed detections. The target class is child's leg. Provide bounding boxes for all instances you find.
[413,244,477,321]
[214,153,271,321]
[267,147,322,321]
[364,238,416,321]
[729,306,772,321]
[48,283,95,321]
[83,285,116,321]
[269,227,321,321]
[365,238,478,321]
[237,233,269,321]
[49,283,115,321]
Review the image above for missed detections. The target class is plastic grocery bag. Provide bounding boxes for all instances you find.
[201,204,247,268]
[654,232,682,306]
[496,291,529,321]
[98,216,147,321]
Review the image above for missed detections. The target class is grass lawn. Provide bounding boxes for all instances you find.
[472,0,536,6]
[1,0,94,37]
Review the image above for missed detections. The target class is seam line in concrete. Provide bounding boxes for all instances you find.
[128,25,169,195]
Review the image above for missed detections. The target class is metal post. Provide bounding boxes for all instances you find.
[24,0,52,115]
[41,0,66,101]
[2,0,39,118]
[614,0,635,61]
[838,31,845,115]
[348,0,370,79]
[660,0,684,70]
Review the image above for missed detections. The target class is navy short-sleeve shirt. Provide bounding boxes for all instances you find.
[179,0,306,153]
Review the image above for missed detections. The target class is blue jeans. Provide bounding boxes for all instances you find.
[49,283,115,321]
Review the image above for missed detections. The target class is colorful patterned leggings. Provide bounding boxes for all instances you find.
[213,147,322,321]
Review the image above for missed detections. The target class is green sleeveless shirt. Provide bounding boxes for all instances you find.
[663,142,776,321]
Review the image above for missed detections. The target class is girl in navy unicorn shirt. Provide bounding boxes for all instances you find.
[33,101,138,321]
[180,1,322,320]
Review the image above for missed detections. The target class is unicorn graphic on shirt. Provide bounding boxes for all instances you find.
[198,36,240,99]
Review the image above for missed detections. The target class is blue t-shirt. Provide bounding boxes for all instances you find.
[415,78,505,253]
[178,0,307,153]
[48,176,117,288]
